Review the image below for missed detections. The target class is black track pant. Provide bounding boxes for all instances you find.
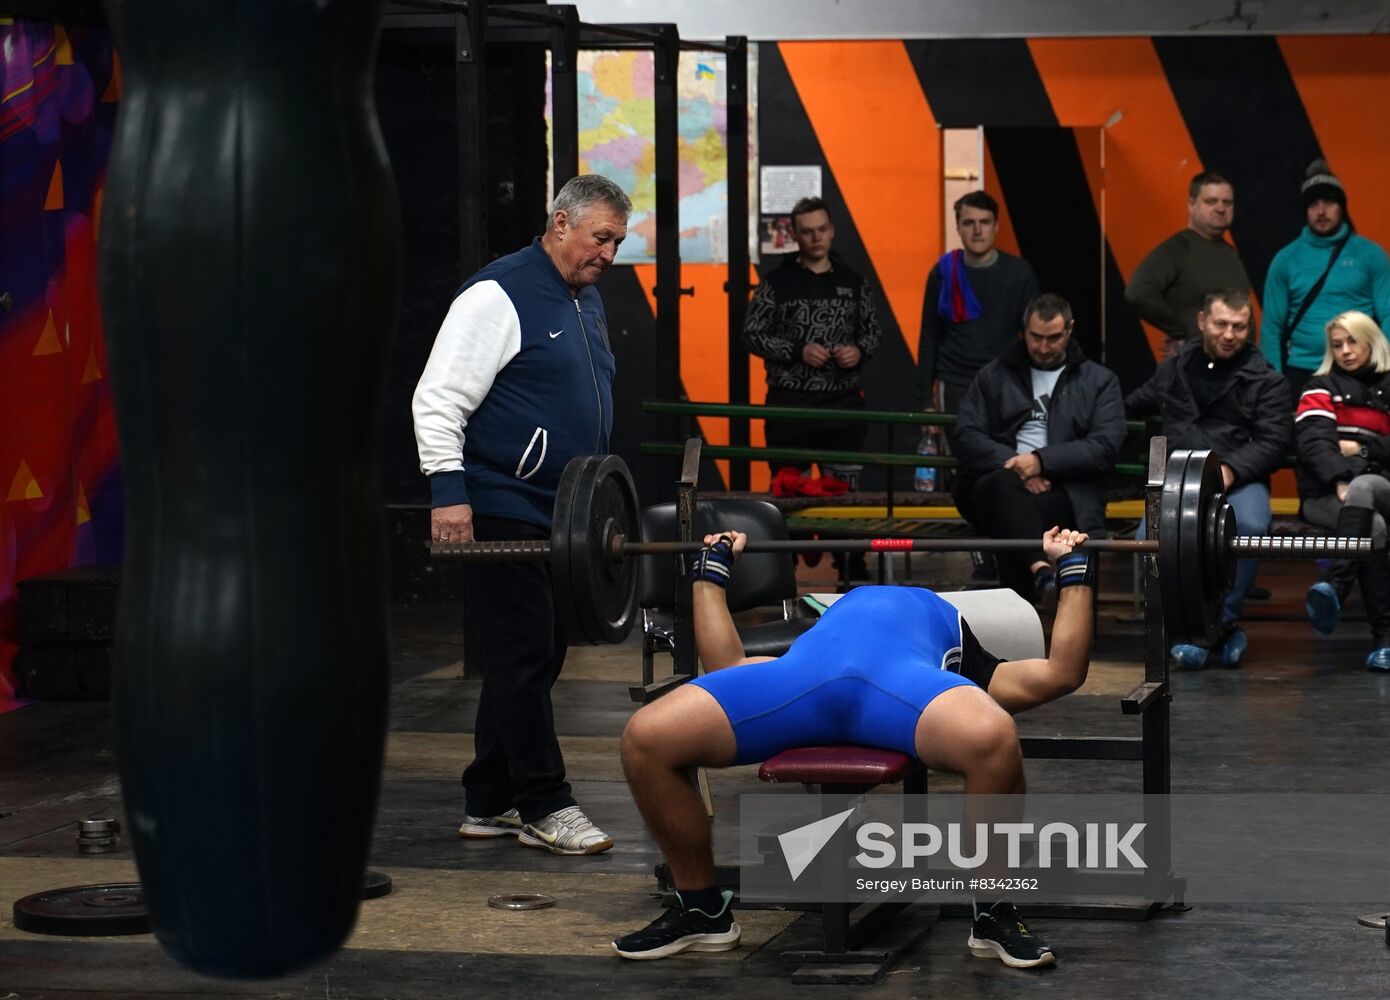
[459,515,574,824]
[954,467,1077,598]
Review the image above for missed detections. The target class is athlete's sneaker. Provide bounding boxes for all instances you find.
[518,805,614,856]
[1169,643,1209,671]
[1366,647,1390,672]
[967,901,1056,968]
[458,808,522,839]
[612,890,741,960]
[1306,581,1343,635]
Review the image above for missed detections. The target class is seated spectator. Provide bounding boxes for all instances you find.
[951,293,1126,606]
[1294,311,1390,670]
[1127,289,1292,668]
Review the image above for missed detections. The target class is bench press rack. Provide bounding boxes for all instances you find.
[641,438,1186,983]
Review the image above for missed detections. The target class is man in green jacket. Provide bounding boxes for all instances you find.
[1262,160,1390,396]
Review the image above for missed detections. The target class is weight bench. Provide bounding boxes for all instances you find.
[757,745,929,984]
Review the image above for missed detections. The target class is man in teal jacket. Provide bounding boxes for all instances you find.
[1262,160,1390,396]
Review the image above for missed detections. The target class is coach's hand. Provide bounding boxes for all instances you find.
[432,503,474,544]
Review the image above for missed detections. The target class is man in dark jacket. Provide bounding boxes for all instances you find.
[1126,288,1293,668]
[952,293,1127,605]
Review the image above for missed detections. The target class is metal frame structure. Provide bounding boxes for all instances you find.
[385,2,751,455]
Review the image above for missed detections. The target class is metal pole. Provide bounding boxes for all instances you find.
[549,5,579,191]
[651,24,682,447]
[724,36,750,490]
[456,0,488,278]
[1143,437,1174,907]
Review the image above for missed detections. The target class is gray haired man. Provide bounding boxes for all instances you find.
[413,174,631,854]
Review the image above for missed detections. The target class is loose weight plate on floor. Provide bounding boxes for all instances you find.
[13,883,151,936]
[361,871,393,900]
[487,892,555,911]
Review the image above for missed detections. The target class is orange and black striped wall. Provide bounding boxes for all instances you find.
[599,36,1390,497]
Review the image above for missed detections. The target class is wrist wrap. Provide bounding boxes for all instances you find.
[1055,551,1097,590]
[689,537,736,588]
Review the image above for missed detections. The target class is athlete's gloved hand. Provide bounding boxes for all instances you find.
[689,531,746,588]
[1044,526,1096,590]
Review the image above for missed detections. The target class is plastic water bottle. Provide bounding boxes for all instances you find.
[914,431,938,492]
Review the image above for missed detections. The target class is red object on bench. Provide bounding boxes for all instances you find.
[758,746,920,786]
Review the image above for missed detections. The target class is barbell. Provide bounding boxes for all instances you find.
[431,449,1379,647]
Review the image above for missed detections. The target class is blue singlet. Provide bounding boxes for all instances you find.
[690,586,992,765]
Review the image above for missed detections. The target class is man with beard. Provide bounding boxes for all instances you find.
[1262,159,1390,397]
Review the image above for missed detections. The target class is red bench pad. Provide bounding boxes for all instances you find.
[758,745,919,786]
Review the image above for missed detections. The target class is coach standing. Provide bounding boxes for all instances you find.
[412,174,631,856]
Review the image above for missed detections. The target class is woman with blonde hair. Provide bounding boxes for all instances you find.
[1295,310,1390,668]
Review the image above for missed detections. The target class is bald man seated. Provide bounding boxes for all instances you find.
[613,527,1096,967]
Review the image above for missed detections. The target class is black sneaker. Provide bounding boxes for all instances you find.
[612,890,741,960]
[967,901,1056,968]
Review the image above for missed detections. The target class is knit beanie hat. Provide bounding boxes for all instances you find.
[1301,158,1347,210]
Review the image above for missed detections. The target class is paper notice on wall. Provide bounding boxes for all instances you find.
[759,165,822,214]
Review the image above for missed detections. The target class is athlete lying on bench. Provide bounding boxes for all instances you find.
[613,527,1095,967]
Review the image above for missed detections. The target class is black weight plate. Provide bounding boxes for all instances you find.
[1179,450,1225,646]
[361,871,393,900]
[550,455,602,644]
[1158,449,1190,645]
[1205,489,1237,602]
[566,455,640,644]
[13,883,151,936]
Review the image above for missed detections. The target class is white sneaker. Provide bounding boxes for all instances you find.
[458,808,522,839]
[518,805,614,856]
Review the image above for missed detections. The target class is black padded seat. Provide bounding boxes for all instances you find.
[637,500,813,685]
[738,618,815,657]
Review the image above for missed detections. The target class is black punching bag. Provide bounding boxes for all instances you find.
[98,0,400,977]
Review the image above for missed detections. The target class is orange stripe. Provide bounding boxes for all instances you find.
[1279,36,1390,257]
[1029,38,1203,360]
[779,41,940,362]
[634,261,769,489]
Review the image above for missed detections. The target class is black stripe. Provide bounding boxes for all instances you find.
[1154,36,1324,303]
[905,40,1057,127]
[986,127,1155,391]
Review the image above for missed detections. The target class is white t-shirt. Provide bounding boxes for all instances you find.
[1015,366,1065,454]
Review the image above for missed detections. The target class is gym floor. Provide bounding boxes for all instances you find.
[2,555,1387,999]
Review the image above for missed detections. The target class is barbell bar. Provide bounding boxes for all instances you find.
[432,535,1374,560]
[429,449,1382,647]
